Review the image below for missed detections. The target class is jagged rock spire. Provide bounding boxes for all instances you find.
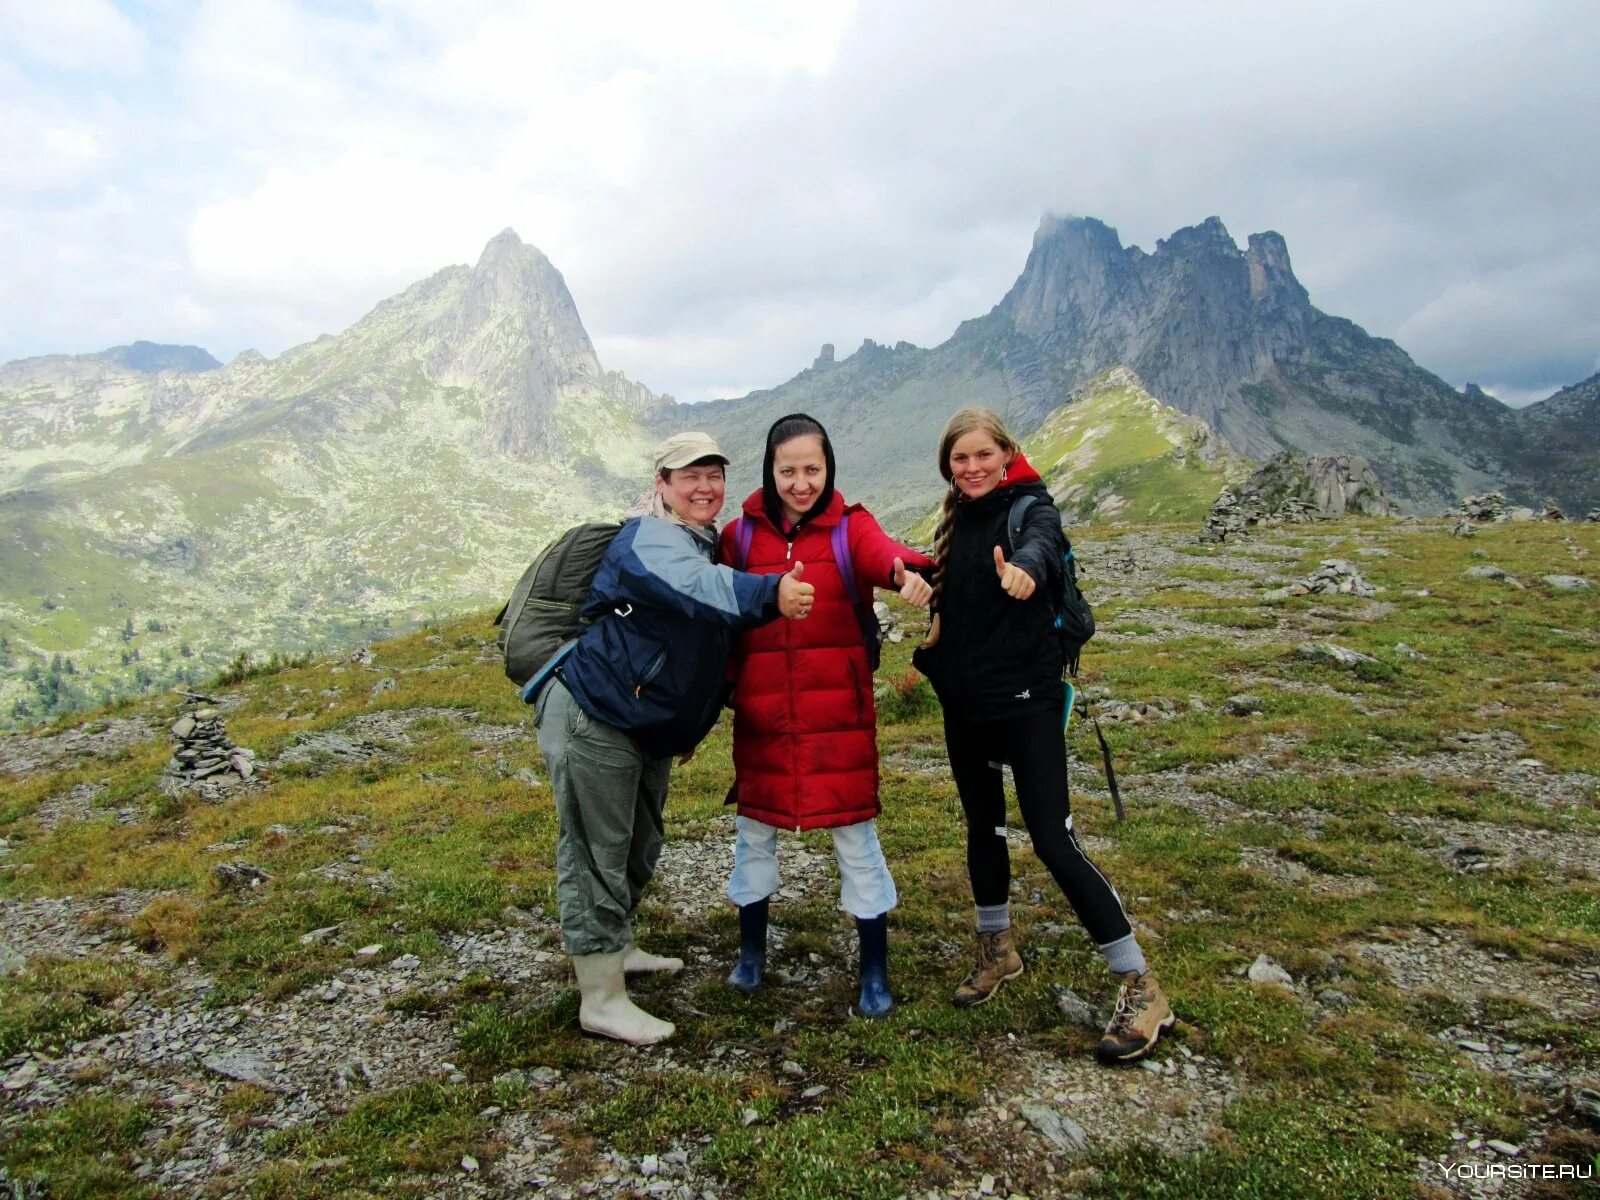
[426,228,604,457]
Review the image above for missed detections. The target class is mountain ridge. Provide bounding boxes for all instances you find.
[2,219,1595,726]
[0,231,661,725]
[654,214,1590,523]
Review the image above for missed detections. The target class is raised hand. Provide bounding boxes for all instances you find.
[993,545,1036,601]
[778,560,815,619]
[892,556,932,609]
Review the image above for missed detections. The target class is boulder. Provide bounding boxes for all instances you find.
[1463,565,1525,589]
[1244,452,1396,519]
[1247,954,1295,986]
[1296,642,1381,670]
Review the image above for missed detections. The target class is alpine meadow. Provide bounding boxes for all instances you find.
[2,215,1597,1200]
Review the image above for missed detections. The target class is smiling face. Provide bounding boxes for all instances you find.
[772,434,828,525]
[947,429,1013,499]
[656,460,726,526]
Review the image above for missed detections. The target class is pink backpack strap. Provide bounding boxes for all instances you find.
[731,516,755,569]
[830,513,860,601]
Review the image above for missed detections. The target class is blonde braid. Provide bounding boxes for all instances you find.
[922,487,960,646]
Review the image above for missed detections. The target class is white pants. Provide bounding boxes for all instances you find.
[726,815,898,920]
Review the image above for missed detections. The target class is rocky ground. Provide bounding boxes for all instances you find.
[2,518,1597,1199]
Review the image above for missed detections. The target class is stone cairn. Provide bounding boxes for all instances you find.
[1201,489,1323,543]
[1263,558,1379,601]
[1453,491,1507,522]
[164,706,257,792]
[1199,489,1260,543]
[1447,490,1573,529]
[873,601,906,645]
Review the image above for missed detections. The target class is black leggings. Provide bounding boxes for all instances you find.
[944,706,1132,946]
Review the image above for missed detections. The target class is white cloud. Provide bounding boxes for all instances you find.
[0,0,147,73]
[188,152,525,301]
[2,0,1598,407]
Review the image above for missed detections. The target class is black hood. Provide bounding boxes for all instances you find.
[761,412,837,532]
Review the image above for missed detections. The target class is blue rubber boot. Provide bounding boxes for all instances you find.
[727,897,768,994]
[855,914,895,1018]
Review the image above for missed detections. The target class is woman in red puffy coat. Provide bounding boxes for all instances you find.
[718,413,933,1017]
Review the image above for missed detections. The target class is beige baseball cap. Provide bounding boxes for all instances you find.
[654,431,729,473]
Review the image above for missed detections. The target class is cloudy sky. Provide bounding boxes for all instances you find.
[3,0,1596,406]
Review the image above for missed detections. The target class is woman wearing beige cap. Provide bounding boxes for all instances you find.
[529,432,814,1044]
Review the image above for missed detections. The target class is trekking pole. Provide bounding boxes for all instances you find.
[1067,681,1124,822]
[1093,712,1125,822]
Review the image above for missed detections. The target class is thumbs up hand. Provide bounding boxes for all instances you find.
[993,545,1036,600]
[778,560,815,619]
[892,556,932,609]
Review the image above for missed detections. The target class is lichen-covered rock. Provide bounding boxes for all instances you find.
[1542,575,1590,591]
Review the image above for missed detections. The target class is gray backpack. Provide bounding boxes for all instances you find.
[495,522,623,687]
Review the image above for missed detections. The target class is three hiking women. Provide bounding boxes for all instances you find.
[912,408,1173,1061]
[718,413,933,1018]
[532,432,814,1045]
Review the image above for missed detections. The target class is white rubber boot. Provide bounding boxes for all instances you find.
[622,940,684,975]
[572,951,675,1045]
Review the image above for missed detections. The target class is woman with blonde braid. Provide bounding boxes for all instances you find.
[912,408,1173,1062]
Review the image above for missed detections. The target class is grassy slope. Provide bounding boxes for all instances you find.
[0,381,646,728]
[1,518,1597,1198]
[909,371,1251,542]
[1026,371,1251,527]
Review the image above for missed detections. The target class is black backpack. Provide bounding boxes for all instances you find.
[1006,495,1095,676]
[495,522,623,690]
[1006,495,1122,818]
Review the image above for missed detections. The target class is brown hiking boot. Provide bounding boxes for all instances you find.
[952,929,1024,1008]
[1097,970,1175,1062]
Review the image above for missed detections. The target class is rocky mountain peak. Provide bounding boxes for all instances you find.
[1244,231,1308,307]
[99,342,222,374]
[426,229,605,457]
[1001,215,1135,340]
[1158,215,1240,256]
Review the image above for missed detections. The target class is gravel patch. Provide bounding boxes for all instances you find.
[1356,929,1600,1023]
[0,716,155,777]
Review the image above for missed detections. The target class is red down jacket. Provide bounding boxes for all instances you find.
[719,490,933,831]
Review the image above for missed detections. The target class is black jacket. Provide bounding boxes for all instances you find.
[913,477,1065,721]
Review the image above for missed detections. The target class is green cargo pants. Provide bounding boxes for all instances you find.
[535,677,672,956]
